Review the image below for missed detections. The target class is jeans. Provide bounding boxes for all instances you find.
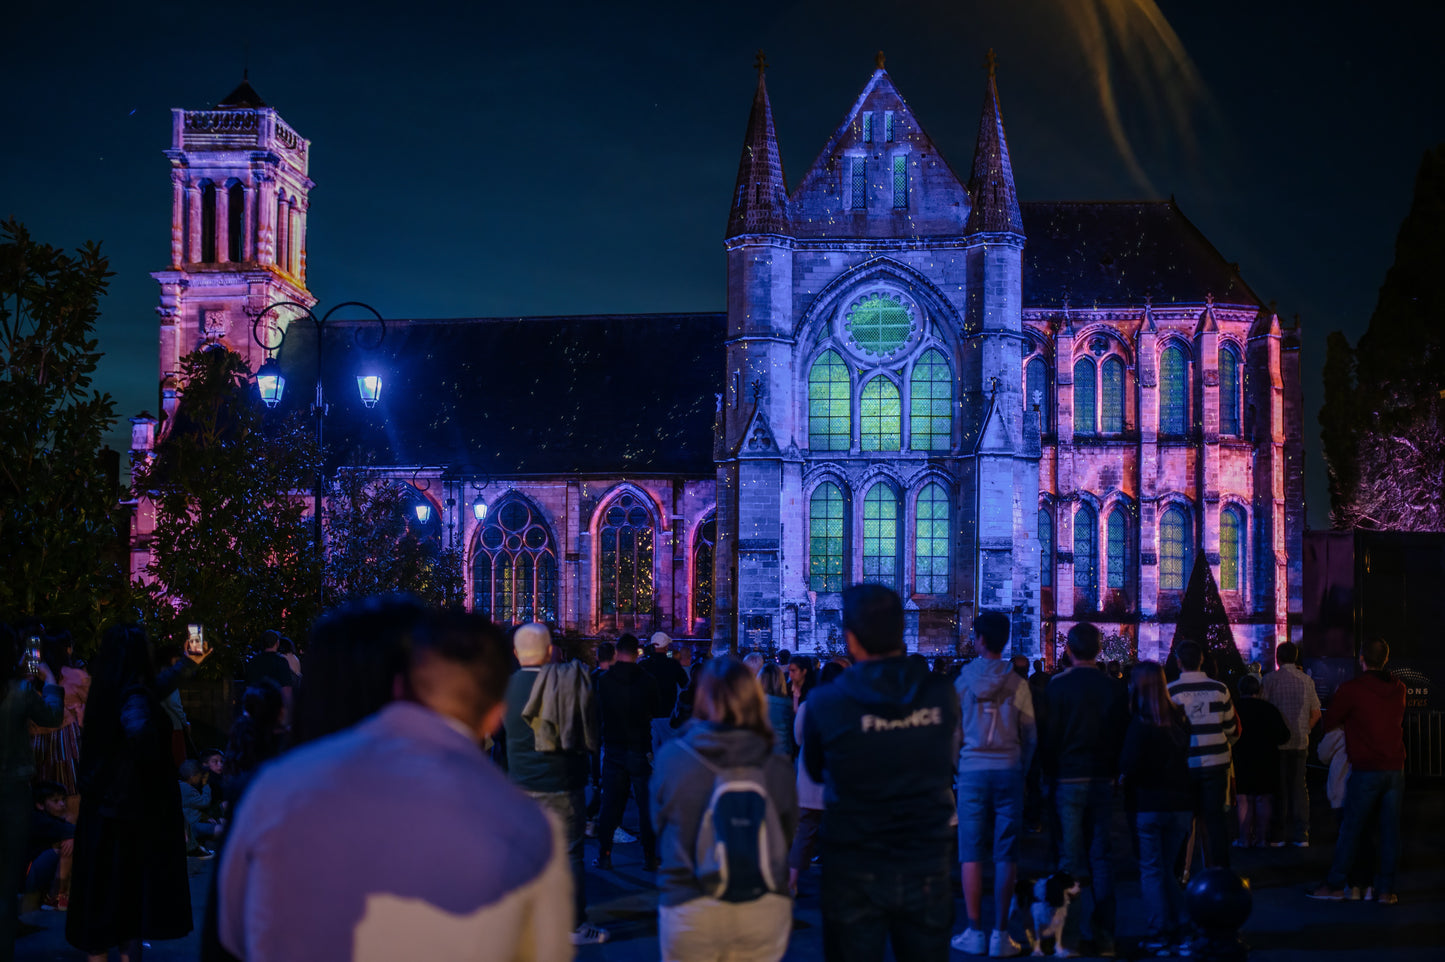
[1187,767,1231,869]
[1275,749,1309,843]
[820,852,953,962]
[598,748,656,859]
[1053,779,1115,951]
[659,893,793,962]
[1326,769,1403,893]
[956,768,1024,863]
[1136,810,1192,939]
[527,789,587,927]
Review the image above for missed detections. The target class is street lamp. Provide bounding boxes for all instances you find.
[414,501,433,524]
[251,299,387,569]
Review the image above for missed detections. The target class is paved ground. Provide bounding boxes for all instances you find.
[16,772,1445,960]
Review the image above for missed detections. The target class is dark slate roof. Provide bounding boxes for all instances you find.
[1021,200,1261,309]
[273,313,725,476]
[218,79,267,108]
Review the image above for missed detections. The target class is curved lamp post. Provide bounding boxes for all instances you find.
[251,300,387,570]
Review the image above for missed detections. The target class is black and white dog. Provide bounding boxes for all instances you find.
[1011,872,1081,956]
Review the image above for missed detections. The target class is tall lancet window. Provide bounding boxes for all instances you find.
[1160,345,1187,435]
[1074,357,1097,435]
[863,482,901,591]
[1075,503,1098,611]
[1220,344,1242,436]
[808,351,851,451]
[598,493,655,629]
[914,482,950,595]
[860,378,901,451]
[1101,356,1124,434]
[1160,504,1192,590]
[910,349,951,451]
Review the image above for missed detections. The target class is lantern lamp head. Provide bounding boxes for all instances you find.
[256,357,286,408]
[356,374,383,409]
[472,497,488,522]
[413,501,432,524]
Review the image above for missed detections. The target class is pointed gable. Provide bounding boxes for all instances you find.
[727,55,789,237]
[965,54,1023,236]
[790,60,969,239]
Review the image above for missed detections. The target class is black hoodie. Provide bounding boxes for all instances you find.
[802,656,960,864]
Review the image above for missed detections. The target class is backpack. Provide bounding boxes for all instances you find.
[678,741,786,903]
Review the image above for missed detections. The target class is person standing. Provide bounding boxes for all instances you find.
[504,623,608,945]
[30,631,89,819]
[1232,674,1290,848]
[594,634,659,871]
[1166,639,1241,872]
[803,584,960,962]
[651,658,798,962]
[1038,623,1129,957]
[950,612,1036,959]
[757,664,796,757]
[1260,641,1321,847]
[642,632,689,752]
[1307,638,1406,904]
[244,630,297,723]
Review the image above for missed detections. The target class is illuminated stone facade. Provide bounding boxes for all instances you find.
[137,68,1303,660]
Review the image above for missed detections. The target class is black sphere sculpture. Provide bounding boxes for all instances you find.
[1186,868,1252,962]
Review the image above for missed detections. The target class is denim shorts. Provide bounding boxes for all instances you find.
[956,767,1025,863]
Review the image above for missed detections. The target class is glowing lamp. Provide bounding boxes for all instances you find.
[356,374,383,408]
[472,497,488,521]
[413,501,432,524]
[256,357,286,408]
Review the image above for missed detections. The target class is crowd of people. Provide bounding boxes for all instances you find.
[0,583,1409,962]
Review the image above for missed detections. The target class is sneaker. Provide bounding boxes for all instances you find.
[1345,886,1363,901]
[1231,839,1249,849]
[1268,841,1287,848]
[571,923,610,945]
[41,894,68,912]
[1376,892,1398,905]
[1305,885,1344,901]
[188,846,214,860]
[1290,840,1309,848]
[988,931,1023,958]
[1364,887,1375,901]
[613,828,637,844]
[1139,938,1171,956]
[950,928,987,955]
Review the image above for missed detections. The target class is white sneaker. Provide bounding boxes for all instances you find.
[951,928,987,955]
[613,828,637,844]
[571,923,610,945]
[989,930,1024,958]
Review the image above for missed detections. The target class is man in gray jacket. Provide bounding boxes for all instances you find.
[951,611,1036,958]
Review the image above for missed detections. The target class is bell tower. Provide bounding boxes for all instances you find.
[150,77,316,424]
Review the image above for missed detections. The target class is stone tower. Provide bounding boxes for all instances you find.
[150,78,315,425]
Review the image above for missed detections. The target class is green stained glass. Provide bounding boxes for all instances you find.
[1101,356,1124,433]
[846,294,913,356]
[863,483,900,590]
[910,349,951,451]
[1161,345,1187,434]
[1107,507,1127,589]
[1074,504,1098,610]
[1039,507,1053,587]
[1220,506,1243,591]
[1220,345,1240,436]
[808,350,851,450]
[809,483,845,593]
[862,111,872,143]
[892,155,908,208]
[1026,356,1048,430]
[1160,504,1191,590]
[860,378,901,451]
[914,482,950,594]
[1074,357,1096,435]
[850,158,866,209]
[885,111,895,142]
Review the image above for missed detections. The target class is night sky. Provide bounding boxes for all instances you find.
[5,0,1442,528]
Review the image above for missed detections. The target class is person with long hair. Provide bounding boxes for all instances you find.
[786,655,816,713]
[651,657,798,961]
[757,663,795,757]
[31,630,90,819]
[1,623,64,958]
[1120,662,1195,955]
[66,623,206,961]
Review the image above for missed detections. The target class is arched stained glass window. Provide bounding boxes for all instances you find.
[1075,503,1098,609]
[472,499,558,625]
[1160,504,1192,590]
[863,483,901,591]
[693,514,716,630]
[1026,356,1049,431]
[599,492,655,628]
[1074,357,1097,435]
[860,378,901,451]
[808,351,851,451]
[910,349,951,451]
[1220,345,1241,436]
[1101,356,1124,434]
[1160,345,1187,435]
[1220,506,1245,592]
[809,483,845,593]
[1107,506,1129,590]
[914,483,950,594]
[1039,507,1053,588]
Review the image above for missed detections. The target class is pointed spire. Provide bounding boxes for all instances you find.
[965,50,1024,236]
[1139,295,1157,335]
[218,77,267,109]
[726,52,789,238]
[1195,292,1218,335]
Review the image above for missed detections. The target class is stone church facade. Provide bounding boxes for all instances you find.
[132,64,1304,662]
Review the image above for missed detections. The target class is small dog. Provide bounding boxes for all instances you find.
[1011,872,1081,956]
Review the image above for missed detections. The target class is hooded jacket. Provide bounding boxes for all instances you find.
[955,657,1036,772]
[650,721,798,907]
[1324,670,1406,772]
[802,656,960,864]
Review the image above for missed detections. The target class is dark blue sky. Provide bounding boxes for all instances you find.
[4,0,1442,528]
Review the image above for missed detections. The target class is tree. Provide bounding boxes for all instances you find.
[1320,145,1445,529]
[135,348,321,676]
[0,220,124,637]
[322,469,464,608]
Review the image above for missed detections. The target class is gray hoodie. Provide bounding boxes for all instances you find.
[650,721,798,906]
[954,658,1036,772]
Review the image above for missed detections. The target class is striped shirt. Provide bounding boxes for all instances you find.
[1167,672,1240,770]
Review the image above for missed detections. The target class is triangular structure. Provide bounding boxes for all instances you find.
[218,78,267,109]
[964,52,1024,236]
[726,53,788,237]
[737,403,780,456]
[1170,551,1247,685]
[975,391,1011,453]
[1194,292,1219,335]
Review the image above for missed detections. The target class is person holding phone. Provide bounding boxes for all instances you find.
[1,623,64,959]
[30,632,91,821]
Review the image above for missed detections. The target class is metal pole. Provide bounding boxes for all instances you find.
[314,317,325,599]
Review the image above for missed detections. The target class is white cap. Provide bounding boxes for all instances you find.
[650,631,672,650]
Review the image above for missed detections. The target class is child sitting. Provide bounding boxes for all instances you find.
[178,759,222,856]
[27,781,75,910]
